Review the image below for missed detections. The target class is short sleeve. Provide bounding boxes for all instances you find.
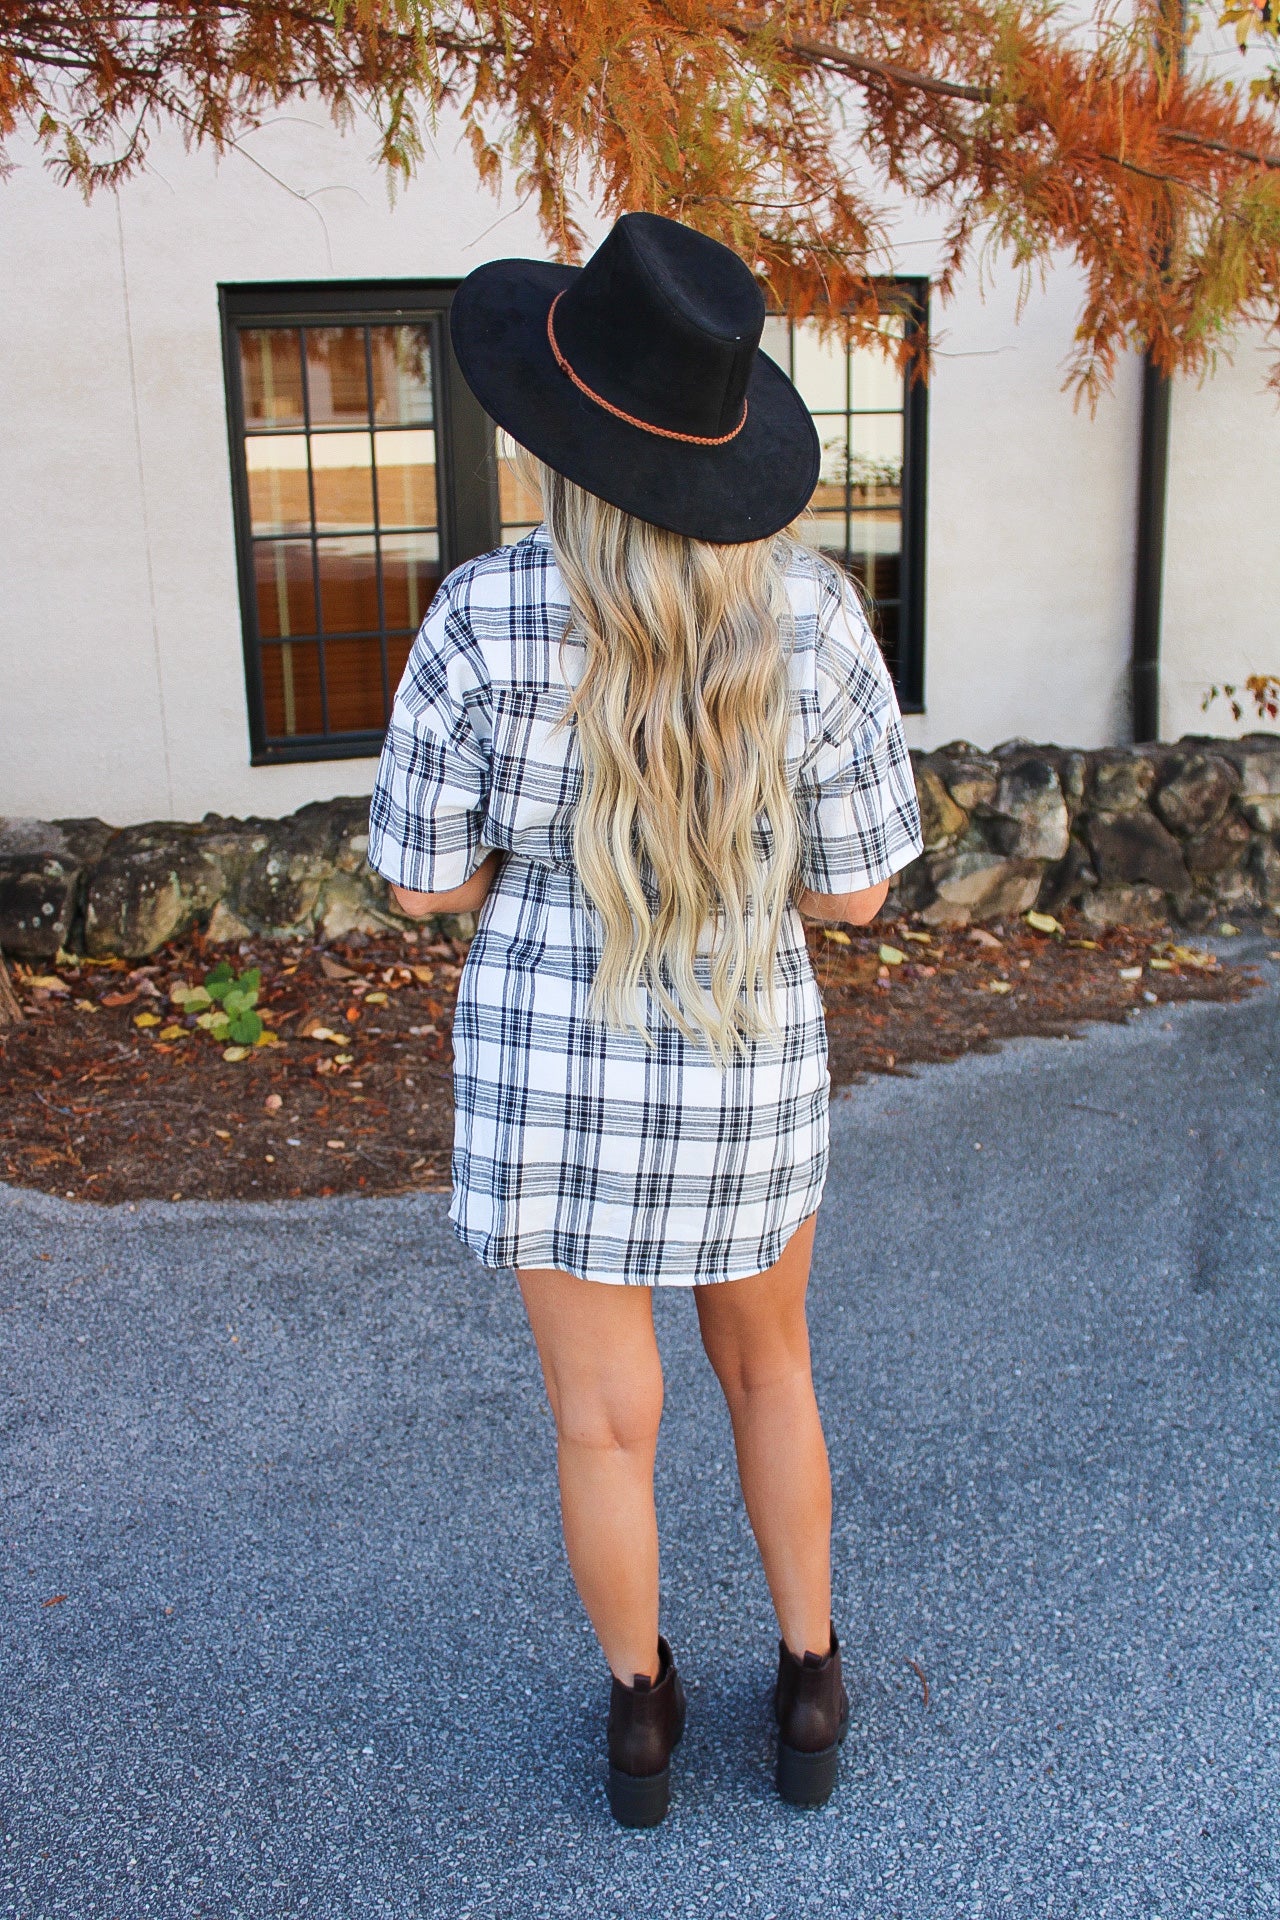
[795,573,923,895]
[367,579,492,894]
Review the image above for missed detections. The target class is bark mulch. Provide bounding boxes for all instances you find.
[0,912,1264,1207]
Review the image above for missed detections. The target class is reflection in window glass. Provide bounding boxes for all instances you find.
[236,319,442,742]
[374,429,438,530]
[239,330,305,430]
[370,326,433,426]
[305,328,370,425]
[769,313,908,678]
[497,429,543,544]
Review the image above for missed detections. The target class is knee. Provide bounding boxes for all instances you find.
[700,1316,812,1407]
[550,1361,664,1456]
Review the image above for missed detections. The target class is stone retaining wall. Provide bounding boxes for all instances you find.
[3,735,1278,959]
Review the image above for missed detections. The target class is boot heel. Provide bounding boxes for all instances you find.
[608,1761,670,1828]
[776,1738,839,1808]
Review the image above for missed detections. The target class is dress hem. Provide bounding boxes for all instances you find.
[446,1202,824,1289]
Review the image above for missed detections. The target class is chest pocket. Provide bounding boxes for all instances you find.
[486,684,584,868]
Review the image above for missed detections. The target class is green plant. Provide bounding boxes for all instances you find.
[171,961,268,1047]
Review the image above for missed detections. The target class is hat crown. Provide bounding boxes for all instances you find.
[552,213,765,442]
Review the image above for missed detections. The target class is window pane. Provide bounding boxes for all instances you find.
[849,414,902,503]
[811,418,849,510]
[497,429,542,542]
[310,433,375,531]
[305,327,370,425]
[850,324,905,413]
[324,637,387,733]
[848,516,902,602]
[240,330,304,429]
[246,436,310,535]
[381,532,441,630]
[317,535,380,633]
[371,326,433,426]
[792,323,847,413]
[386,631,416,696]
[254,540,317,638]
[261,640,324,737]
[374,430,438,530]
[798,511,849,561]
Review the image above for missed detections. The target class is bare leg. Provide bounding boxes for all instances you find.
[517,1267,665,1685]
[694,1215,832,1659]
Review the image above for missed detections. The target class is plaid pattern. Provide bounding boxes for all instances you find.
[368,527,922,1286]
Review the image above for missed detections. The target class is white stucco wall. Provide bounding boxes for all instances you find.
[0,108,1275,823]
[1162,338,1280,741]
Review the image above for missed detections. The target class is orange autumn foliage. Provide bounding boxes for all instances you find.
[3,0,1280,396]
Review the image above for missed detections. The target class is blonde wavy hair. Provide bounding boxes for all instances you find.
[521,450,802,1066]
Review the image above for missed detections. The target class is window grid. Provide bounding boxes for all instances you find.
[762,299,923,698]
[238,319,442,749]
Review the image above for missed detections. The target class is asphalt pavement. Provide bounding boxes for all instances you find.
[3,943,1278,1920]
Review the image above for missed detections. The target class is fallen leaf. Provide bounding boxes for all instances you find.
[101,987,142,1007]
[968,928,1003,950]
[902,931,932,944]
[1118,966,1142,981]
[222,1046,250,1062]
[1148,957,1174,971]
[320,956,359,981]
[822,928,852,946]
[879,944,906,966]
[987,980,1014,994]
[134,1012,160,1028]
[158,1024,187,1041]
[300,1021,346,1043]
[214,1129,232,1140]
[364,991,389,1005]
[24,975,70,993]
[1025,911,1062,935]
[334,1052,355,1066]
[74,998,98,1013]
[41,1594,67,1607]
[254,1030,281,1048]
[409,965,434,984]
[1218,922,1240,937]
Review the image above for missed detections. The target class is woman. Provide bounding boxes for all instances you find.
[368,212,922,1827]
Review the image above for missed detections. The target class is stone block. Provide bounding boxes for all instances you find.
[1222,734,1280,796]
[1239,795,1280,833]
[1085,810,1190,896]
[936,746,999,814]
[914,764,968,851]
[0,856,80,957]
[1155,754,1238,836]
[83,826,232,957]
[1183,814,1253,880]
[1080,884,1169,930]
[316,871,410,942]
[1253,839,1280,908]
[1091,752,1158,812]
[927,851,1044,919]
[988,757,1070,861]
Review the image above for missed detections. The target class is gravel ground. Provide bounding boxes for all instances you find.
[2,940,1277,1920]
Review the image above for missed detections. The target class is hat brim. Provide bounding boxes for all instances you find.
[449,260,821,544]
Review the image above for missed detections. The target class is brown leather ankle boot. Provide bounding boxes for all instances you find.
[773,1621,849,1807]
[605,1634,686,1827]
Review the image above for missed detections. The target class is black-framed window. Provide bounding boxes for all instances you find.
[220,282,497,764]
[222,277,926,762]
[761,281,927,710]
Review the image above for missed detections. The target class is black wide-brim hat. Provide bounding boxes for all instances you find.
[449,212,820,545]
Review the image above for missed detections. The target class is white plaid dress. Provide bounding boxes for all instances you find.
[368,527,922,1286]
